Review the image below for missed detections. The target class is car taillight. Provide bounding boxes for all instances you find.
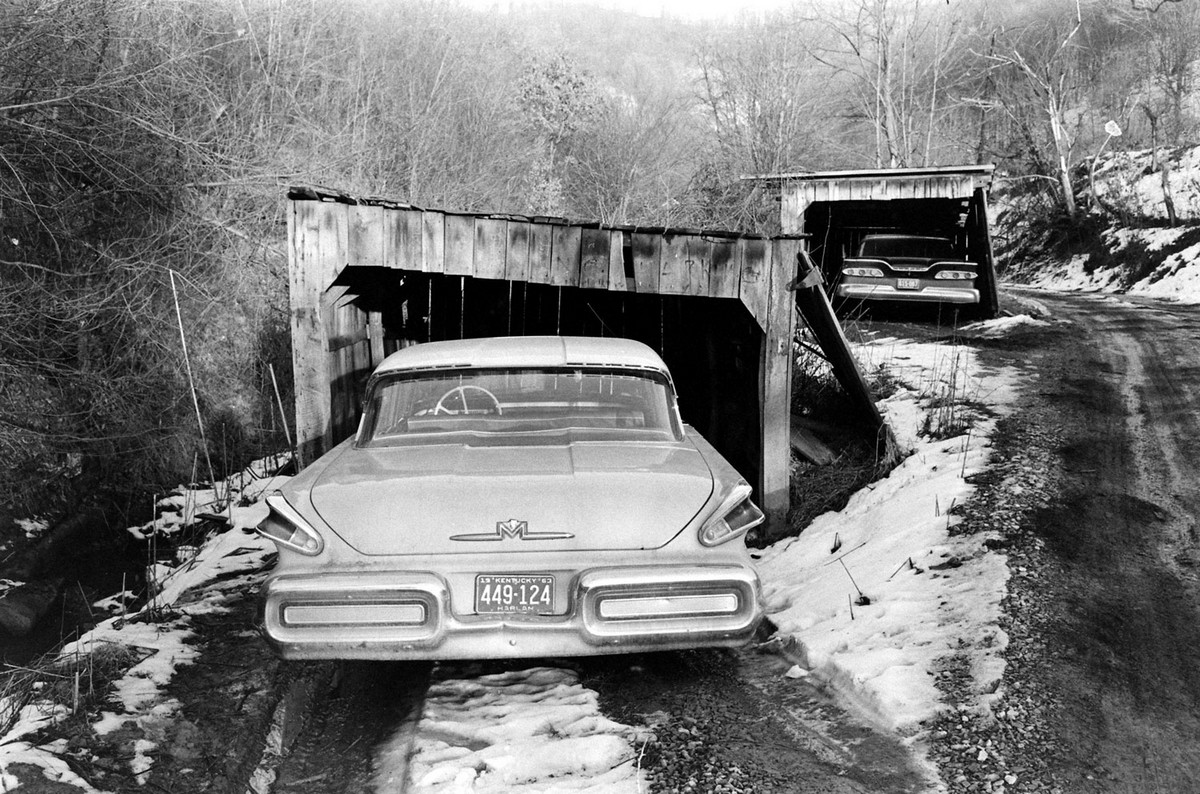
[842,267,885,278]
[699,483,765,547]
[935,270,975,280]
[257,493,324,556]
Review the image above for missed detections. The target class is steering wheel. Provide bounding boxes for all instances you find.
[434,385,503,416]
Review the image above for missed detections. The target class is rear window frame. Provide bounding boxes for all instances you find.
[355,365,685,448]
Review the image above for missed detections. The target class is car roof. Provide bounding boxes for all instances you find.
[372,336,672,376]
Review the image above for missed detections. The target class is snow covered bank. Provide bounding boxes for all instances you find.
[758,324,1023,737]
[0,458,285,792]
[998,146,1200,304]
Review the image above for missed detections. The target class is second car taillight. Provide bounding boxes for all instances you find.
[257,493,324,556]
[699,483,765,547]
[842,267,885,278]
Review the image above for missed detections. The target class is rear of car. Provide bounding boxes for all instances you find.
[256,337,765,660]
[835,234,980,305]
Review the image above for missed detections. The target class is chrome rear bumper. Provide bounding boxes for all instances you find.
[260,565,762,660]
[836,284,980,304]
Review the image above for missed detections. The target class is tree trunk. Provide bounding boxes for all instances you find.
[1162,159,1178,225]
[1049,97,1077,221]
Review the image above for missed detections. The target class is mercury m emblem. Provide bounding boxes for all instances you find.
[450,519,574,542]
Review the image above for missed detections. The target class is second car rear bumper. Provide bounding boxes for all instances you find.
[836,283,980,304]
[259,565,763,660]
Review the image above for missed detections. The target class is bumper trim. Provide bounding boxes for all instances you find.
[836,283,980,305]
[260,564,763,660]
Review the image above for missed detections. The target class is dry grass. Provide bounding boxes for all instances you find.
[0,641,148,737]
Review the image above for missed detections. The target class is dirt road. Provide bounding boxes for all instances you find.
[969,290,1200,792]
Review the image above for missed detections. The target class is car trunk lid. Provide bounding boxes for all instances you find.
[307,440,713,554]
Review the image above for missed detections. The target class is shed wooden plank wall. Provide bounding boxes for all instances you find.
[779,174,990,235]
[288,199,798,523]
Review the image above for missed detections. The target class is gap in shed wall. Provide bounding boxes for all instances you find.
[325,267,766,498]
[803,197,974,280]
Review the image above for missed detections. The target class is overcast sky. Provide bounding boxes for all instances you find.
[462,0,795,20]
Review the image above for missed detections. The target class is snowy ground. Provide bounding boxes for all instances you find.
[1006,146,1200,304]
[1021,224,1200,303]
[0,318,1033,793]
[760,329,1021,740]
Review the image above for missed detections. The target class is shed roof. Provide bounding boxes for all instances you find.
[741,164,995,185]
[288,184,787,242]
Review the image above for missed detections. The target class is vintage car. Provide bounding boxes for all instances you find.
[256,336,765,660]
[835,233,980,305]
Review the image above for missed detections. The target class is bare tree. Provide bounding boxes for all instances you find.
[803,0,976,168]
[985,0,1088,221]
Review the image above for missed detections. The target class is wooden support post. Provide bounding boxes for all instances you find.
[973,188,1001,319]
[759,238,799,531]
[290,201,347,466]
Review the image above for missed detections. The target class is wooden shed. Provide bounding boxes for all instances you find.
[286,187,801,527]
[746,165,1000,317]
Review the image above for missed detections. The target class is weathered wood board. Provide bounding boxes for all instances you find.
[289,195,806,526]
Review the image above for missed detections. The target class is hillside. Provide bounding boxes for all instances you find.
[996,146,1200,304]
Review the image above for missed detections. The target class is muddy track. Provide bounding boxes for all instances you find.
[1005,291,1200,790]
[582,647,931,793]
[270,661,431,794]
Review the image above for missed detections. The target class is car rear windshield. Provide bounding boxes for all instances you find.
[358,367,683,446]
[859,236,956,259]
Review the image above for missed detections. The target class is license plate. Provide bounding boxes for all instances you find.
[475,574,555,614]
[897,278,920,290]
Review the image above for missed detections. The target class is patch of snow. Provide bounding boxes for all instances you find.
[758,339,1018,736]
[16,518,47,541]
[0,455,285,790]
[1129,240,1200,303]
[0,741,102,792]
[1026,254,1122,293]
[390,667,651,793]
[959,314,1052,338]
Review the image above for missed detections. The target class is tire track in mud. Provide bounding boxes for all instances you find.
[1014,293,1200,790]
[269,661,430,794]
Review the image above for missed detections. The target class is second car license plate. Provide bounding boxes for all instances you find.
[475,574,555,614]
[897,278,920,290]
